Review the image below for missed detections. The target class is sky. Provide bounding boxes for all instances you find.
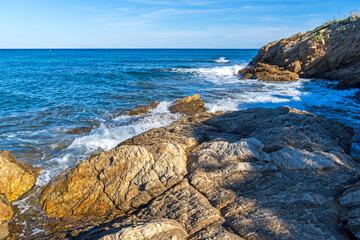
[0,0,359,49]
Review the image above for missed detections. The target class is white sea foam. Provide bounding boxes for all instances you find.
[36,101,180,186]
[212,57,230,63]
[169,64,247,84]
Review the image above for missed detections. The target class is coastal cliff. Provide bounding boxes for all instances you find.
[238,14,360,89]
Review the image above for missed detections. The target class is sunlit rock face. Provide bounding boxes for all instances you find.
[38,105,359,240]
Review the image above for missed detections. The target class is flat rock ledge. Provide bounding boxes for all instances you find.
[38,105,360,240]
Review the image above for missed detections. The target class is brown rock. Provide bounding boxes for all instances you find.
[0,150,41,203]
[0,194,13,223]
[98,218,188,240]
[204,106,353,153]
[126,102,160,116]
[237,63,299,82]
[250,16,360,89]
[168,94,207,115]
[0,223,10,240]
[40,143,188,218]
[137,179,221,235]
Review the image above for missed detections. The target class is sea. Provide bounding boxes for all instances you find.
[0,49,359,236]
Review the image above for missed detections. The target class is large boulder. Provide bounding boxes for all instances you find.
[40,143,188,218]
[237,62,299,82]
[246,15,360,88]
[0,150,40,203]
[168,94,207,115]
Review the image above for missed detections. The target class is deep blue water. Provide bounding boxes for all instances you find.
[0,49,359,183]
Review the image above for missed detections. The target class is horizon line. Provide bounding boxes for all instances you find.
[0,48,259,50]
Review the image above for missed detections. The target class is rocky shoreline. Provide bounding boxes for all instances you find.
[236,14,360,90]
[2,15,360,240]
[1,94,360,239]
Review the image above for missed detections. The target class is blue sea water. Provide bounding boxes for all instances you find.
[1,49,359,183]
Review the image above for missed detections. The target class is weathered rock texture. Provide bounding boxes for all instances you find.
[237,62,299,82]
[0,150,41,203]
[98,218,188,240]
[0,194,13,224]
[41,143,188,218]
[39,106,359,240]
[239,15,360,89]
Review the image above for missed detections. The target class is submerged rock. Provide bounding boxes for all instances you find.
[65,126,92,134]
[237,62,299,82]
[242,15,360,89]
[126,102,160,116]
[168,94,207,115]
[38,106,359,239]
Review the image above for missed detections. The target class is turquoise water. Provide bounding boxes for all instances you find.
[0,49,359,184]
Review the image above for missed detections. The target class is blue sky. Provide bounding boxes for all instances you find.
[0,0,359,48]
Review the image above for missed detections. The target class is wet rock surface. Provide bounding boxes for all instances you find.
[240,16,360,89]
[237,63,299,82]
[126,102,160,116]
[36,105,360,239]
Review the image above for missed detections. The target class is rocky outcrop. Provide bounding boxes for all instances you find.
[124,94,207,117]
[340,182,360,238]
[237,63,299,82]
[0,150,41,203]
[0,150,41,239]
[239,15,360,89]
[169,94,207,115]
[40,143,188,218]
[38,106,359,239]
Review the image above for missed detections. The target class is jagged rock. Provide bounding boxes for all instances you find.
[98,218,188,240]
[0,194,13,223]
[168,94,207,115]
[65,127,92,134]
[204,106,353,153]
[40,143,188,218]
[126,102,160,116]
[137,179,221,235]
[249,15,360,89]
[237,63,299,82]
[0,150,41,203]
[339,182,360,238]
